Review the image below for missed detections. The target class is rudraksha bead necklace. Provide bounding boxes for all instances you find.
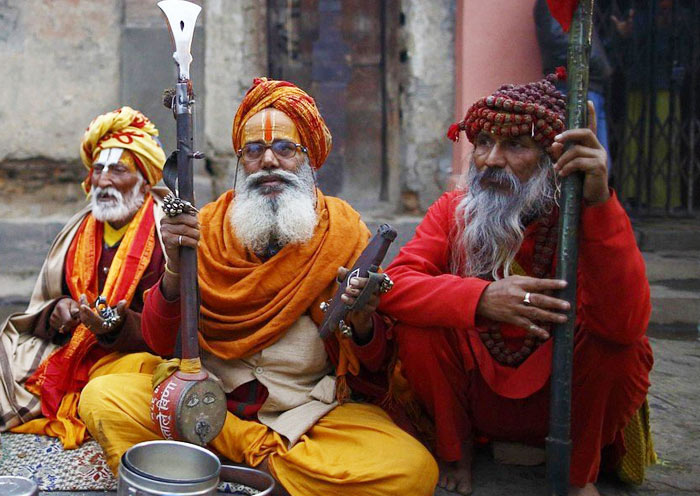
[480,213,558,367]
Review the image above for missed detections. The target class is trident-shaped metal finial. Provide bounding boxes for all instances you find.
[157,0,201,80]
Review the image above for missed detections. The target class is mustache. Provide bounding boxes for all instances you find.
[246,170,301,189]
[92,186,124,201]
[476,167,520,191]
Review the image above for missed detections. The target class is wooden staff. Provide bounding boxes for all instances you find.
[151,0,226,446]
[545,0,594,494]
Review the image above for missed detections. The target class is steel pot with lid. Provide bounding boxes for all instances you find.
[118,440,275,495]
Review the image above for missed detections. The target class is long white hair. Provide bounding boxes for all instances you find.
[450,155,556,279]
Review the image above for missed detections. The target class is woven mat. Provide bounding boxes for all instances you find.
[0,433,258,494]
[0,433,117,491]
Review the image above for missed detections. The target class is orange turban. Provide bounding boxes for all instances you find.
[232,78,332,169]
[80,106,166,192]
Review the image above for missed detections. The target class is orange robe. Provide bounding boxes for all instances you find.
[77,189,438,495]
[13,196,162,448]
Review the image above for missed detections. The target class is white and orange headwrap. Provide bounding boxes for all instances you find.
[80,106,166,192]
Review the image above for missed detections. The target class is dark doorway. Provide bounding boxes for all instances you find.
[267,0,400,210]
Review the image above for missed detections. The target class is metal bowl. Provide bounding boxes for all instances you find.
[119,439,275,495]
[0,476,39,496]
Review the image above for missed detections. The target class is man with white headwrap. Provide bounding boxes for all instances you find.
[0,106,167,449]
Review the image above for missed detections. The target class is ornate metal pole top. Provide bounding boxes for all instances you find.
[157,0,201,81]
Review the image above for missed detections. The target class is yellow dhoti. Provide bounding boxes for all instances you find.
[11,352,162,447]
[78,362,438,496]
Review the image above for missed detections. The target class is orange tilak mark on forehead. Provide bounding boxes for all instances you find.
[242,108,301,146]
[263,109,274,143]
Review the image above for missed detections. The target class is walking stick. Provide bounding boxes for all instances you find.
[545,0,594,494]
[150,0,226,446]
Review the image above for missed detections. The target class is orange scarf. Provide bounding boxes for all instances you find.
[14,195,156,448]
[196,189,369,392]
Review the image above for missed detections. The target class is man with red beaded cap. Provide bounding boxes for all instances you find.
[78,78,438,496]
[0,106,167,449]
[379,72,653,496]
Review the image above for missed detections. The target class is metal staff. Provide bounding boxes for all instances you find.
[546,1,594,494]
[151,0,226,446]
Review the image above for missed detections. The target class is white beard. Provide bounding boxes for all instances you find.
[229,159,318,256]
[90,177,146,225]
[450,156,556,279]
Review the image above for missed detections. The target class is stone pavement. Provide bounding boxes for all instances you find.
[32,336,700,495]
[433,336,700,496]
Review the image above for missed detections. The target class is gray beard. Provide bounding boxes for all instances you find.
[229,159,318,256]
[90,178,146,225]
[450,156,556,279]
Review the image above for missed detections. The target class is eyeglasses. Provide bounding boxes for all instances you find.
[237,140,307,163]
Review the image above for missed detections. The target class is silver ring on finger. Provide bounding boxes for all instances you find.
[178,235,183,246]
[528,323,538,333]
[380,274,394,294]
[523,292,533,306]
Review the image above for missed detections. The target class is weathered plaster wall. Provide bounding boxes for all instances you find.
[452,0,543,179]
[203,0,268,196]
[400,0,456,213]
[0,0,121,162]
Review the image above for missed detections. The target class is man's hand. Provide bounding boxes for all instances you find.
[337,266,380,345]
[160,213,200,300]
[78,294,127,336]
[49,298,81,335]
[549,101,610,206]
[476,275,570,339]
[160,214,200,270]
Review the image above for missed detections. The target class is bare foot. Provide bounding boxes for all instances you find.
[437,441,473,495]
[568,483,601,496]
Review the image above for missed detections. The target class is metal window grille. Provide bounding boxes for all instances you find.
[595,0,700,216]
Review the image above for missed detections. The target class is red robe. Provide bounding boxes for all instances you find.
[379,189,653,485]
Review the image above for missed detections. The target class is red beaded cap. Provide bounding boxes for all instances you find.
[448,69,567,148]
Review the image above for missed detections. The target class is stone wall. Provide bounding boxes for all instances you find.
[399,0,456,213]
[0,0,266,206]
[0,0,456,214]
[203,0,268,197]
[0,0,121,162]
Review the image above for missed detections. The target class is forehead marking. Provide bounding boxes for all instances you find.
[263,110,274,143]
[95,148,125,170]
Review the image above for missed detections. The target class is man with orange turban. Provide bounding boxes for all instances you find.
[0,106,167,450]
[78,78,438,496]
[380,74,653,495]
